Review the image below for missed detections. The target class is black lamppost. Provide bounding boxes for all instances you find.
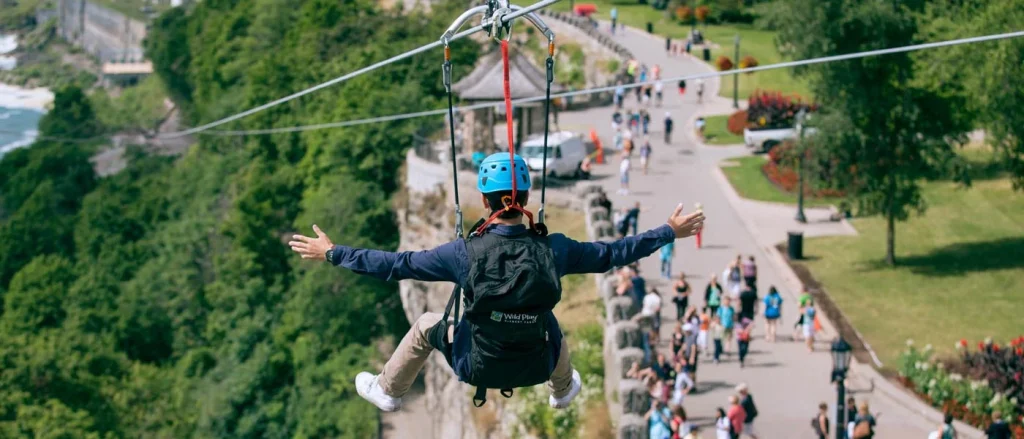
[794,109,808,223]
[733,35,740,109]
[831,338,853,439]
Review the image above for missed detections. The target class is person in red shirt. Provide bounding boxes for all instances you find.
[727,395,746,439]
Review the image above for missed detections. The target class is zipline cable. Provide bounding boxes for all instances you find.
[155,0,560,139]
[199,29,1024,136]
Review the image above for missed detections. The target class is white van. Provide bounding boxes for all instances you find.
[520,131,588,179]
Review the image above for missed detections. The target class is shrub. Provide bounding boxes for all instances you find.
[898,339,1024,436]
[716,55,734,71]
[675,6,693,23]
[695,5,710,23]
[746,89,818,130]
[726,110,748,135]
[739,55,759,71]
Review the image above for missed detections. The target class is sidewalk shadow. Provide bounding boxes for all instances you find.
[691,380,734,394]
[699,244,730,250]
[891,237,1024,276]
[744,361,782,369]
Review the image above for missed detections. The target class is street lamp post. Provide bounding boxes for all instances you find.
[795,109,808,223]
[690,0,696,37]
[733,35,740,109]
[831,338,853,439]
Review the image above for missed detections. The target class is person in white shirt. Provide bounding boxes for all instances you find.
[618,153,631,195]
[654,80,664,107]
[670,363,694,406]
[638,288,663,332]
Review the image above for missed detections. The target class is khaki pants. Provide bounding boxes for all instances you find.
[378,312,576,398]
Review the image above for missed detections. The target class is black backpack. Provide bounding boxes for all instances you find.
[441,228,562,406]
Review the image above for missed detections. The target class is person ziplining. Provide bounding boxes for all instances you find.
[288,158,705,411]
[288,0,706,412]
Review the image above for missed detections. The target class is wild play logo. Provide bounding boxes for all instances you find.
[489,311,539,324]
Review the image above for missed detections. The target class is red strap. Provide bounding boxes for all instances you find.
[475,40,537,236]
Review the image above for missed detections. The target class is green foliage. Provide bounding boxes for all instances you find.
[38,86,100,138]
[1,0,482,435]
[89,77,171,135]
[1,255,76,332]
[776,0,972,264]
[914,0,1024,190]
[0,0,46,31]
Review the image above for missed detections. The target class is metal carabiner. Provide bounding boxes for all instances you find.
[489,7,514,42]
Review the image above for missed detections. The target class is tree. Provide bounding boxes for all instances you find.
[37,86,99,139]
[914,0,1024,189]
[1,255,76,332]
[777,0,972,265]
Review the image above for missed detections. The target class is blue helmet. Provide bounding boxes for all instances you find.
[477,152,531,193]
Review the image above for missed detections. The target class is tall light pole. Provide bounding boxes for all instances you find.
[690,0,696,37]
[733,35,740,109]
[795,109,808,223]
[831,338,853,439]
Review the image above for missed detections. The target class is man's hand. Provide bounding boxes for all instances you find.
[667,204,705,238]
[289,224,334,261]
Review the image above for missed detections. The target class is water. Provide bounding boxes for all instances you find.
[0,33,16,70]
[0,106,43,156]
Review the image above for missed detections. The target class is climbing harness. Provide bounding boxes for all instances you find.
[438,0,558,407]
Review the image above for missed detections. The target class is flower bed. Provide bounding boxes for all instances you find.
[746,89,817,130]
[898,339,1024,438]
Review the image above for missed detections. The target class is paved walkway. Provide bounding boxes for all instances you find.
[559,23,939,438]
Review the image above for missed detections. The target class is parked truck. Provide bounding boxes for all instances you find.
[743,126,817,153]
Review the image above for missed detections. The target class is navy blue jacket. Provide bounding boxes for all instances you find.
[329,223,676,376]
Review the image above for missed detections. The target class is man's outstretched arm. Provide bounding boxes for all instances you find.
[556,204,704,275]
[289,224,466,284]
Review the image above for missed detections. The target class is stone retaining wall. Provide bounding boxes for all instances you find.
[57,0,146,62]
[578,183,649,438]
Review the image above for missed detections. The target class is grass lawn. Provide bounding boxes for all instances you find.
[720,155,841,207]
[549,1,812,99]
[801,173,1024,366]
[702,114,744,145]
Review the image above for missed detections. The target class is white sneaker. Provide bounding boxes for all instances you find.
[549,370,582,409]
[355,372,402,412]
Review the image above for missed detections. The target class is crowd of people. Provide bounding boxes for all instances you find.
[599,198,836,438]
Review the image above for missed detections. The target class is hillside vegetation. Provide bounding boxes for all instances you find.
[0,0,479,436]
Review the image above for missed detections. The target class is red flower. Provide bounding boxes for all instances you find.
[1016,347,1023,357]
[959,339,968,348]
[979,342,986,351]
[992,344,1000,353]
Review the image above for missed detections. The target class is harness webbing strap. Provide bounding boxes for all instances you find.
[474,40,541,236]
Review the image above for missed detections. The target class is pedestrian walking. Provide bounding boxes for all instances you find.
[846,397,858,439]
[694,202,704,248]
[720,296,736,353]
[612,109,623,131]
[696,116,707,141]
[705,274,723,317]
[763,286,782,342]
[932,412,958,439]
[715,408,733,439]
[640,288,663,333]
[618,152,631,195]
[610,8,618,34]
[678,79,687,96]
[672,273,690,319]
[640,137,652,175]
[623,201,645,236]
[681,323,700,390]
[986,411,1012,439]
[727,395,747,439]
[851,402,878,439]
[659,239,674,279]
[710,314,724,363]
[642,109,651,134]
[803,300,817,352]
[725,257,743,298]
[794,287,812,340]
[742,256,757,290]
[672,322,686,358]
[631,108,641,134]
[646,400,673,439]
[739,284,758,322]
[696,79,705,103]
[664,112,674,144]
[698,307,711,356]
[665,36,672,55]
[671,404,693,438]
[615,81,625,109]
[736,319,752,367]
[812,402,830,439]
[654,79,664,107]
[737,384,759,439]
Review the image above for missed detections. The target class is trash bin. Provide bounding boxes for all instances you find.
[787,231,804,260]
[646,22,653,33]
[702,47,711,61]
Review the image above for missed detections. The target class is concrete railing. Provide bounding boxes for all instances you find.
[578,183,649,439]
